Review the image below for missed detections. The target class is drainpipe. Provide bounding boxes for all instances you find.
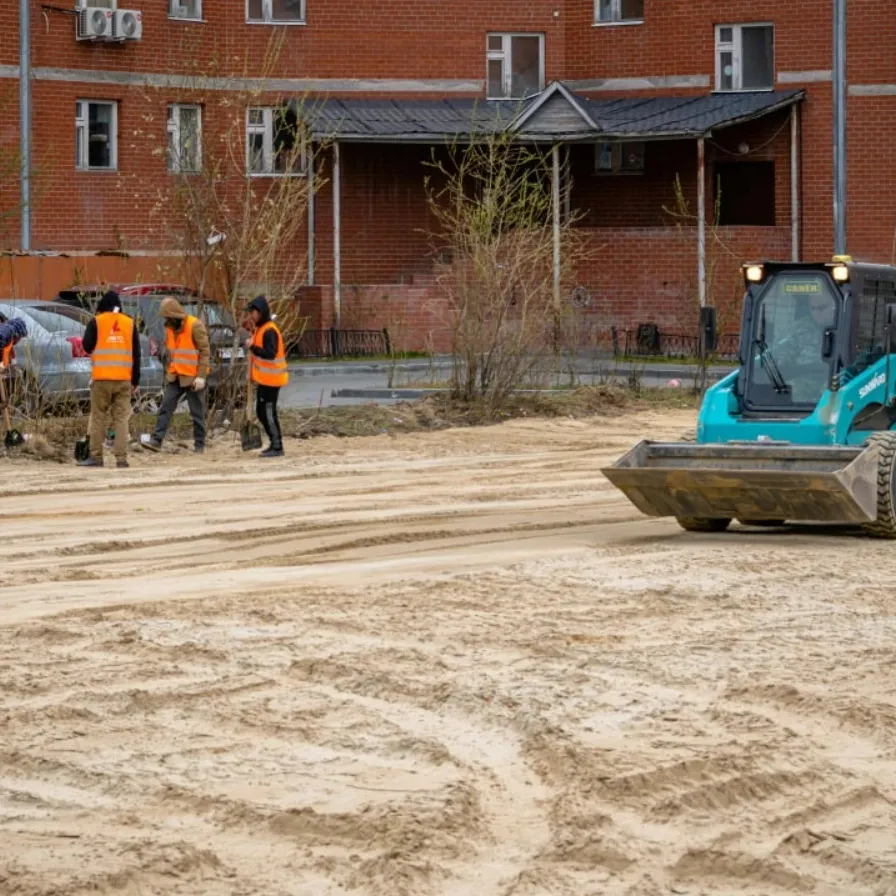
[791,104,800,262]
[332,141,341,328]
[833,0,847,255]
[19,0,31,251]
[697,137,706,308]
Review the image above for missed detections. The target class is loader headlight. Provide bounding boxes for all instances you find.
[831,264,850,283]
[744,264,764,283]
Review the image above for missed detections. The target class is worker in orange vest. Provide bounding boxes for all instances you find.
[0,318,27,374]
[246,295,288,458]
[80,291,141,468]
[142,297,211,455]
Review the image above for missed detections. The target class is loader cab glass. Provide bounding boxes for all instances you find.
[744,271,841,411]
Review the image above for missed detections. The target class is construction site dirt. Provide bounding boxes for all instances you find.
[2,408,895,896]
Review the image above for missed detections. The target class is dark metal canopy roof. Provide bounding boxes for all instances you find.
[304,83,803,143]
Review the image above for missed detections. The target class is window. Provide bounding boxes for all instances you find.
[715,24,774,91]
[169,0,201,19]
[75,100,117,171]
[246,106,306,176]
[247,0,305,24]
[595,0,644,24]
[167,104,202,173]
[596,141,645,174]
[714,162,775,225]
[487,34,544,99]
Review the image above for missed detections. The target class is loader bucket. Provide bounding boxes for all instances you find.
[601,441,880,524]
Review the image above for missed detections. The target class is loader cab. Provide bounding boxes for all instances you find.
[734,259,896,416]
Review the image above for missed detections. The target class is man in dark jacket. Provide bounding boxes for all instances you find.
[81,290,141,468]
[245,295,289,458]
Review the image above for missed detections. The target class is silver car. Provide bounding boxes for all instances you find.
[0,300,165,410]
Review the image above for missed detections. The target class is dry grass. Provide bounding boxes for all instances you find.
[2,386,698,461]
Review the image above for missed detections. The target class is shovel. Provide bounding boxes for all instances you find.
[0,372,23,449]
[240,354,262,451]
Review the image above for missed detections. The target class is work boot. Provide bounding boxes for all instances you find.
[117,459,130,469]
[194,446,204,455]
[260,446,284,458]
[78,456,103,468]
[141,435,162,452]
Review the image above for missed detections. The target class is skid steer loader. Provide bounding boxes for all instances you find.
[602,257,896,537]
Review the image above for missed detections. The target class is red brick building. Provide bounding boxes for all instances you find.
[1,1,894,351]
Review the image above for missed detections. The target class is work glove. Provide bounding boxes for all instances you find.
[192,377,206,392]
[0,363,5,372]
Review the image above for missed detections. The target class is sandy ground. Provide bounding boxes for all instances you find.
[3,409,896,896]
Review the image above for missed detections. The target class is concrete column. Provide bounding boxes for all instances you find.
[307,144,315,286]
[333,141,341,328]
[791,104,801,262]
[552,142,561,310]
[697,137,706,308]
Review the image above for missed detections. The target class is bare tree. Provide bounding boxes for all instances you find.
[136,31,323,415]
[425,133,590,414]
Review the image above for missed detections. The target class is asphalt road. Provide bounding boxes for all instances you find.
[280,357,736,408]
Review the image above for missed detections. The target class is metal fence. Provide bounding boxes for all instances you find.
[289,328,392,359]
[611,325,739,362]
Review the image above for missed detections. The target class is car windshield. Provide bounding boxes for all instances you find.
[39,304,94,326]
[17,306,87,334]
[182,302,234,328]
[745,272,840,409]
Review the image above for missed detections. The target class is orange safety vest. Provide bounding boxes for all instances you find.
[166,315,202,378]
[250,321,289,388]
[92,312,134,382]
[1,343,12,369]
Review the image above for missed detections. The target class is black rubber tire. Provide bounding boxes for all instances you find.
[737,519,786,527]
[861,431,896,538]
[676,517,731,533]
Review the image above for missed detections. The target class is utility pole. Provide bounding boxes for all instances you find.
[19,0,31,251]
[832,0,847,255]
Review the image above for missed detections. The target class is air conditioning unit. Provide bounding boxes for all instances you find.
[113,9,143,41]
[76,6,114,40]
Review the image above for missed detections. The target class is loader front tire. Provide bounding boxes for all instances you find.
[676,517,731,533]
[861,431,896,539]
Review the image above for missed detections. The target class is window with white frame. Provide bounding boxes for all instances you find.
[595,141,645,175]
[75,100,117,171]
[594,0,644,24]
[247,0,305,24]
[487,34,544,99]
[169,0,201,20]
[167,104,202,173]
[246,106,306,176]
[715,24,774,91]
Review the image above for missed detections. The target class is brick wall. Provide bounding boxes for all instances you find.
[3,0,896,348]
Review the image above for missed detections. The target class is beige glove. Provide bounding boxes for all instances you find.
[192,376,206,392]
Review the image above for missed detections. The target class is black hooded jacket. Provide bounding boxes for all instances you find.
[247,296,280,363]
[82,291,141,386]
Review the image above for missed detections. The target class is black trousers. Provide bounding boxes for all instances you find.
[256,384,282,450]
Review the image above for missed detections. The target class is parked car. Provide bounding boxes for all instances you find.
[54,284,249,395]
[0,300,165,410]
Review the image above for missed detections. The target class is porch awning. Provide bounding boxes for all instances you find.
[304,82,804,143]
